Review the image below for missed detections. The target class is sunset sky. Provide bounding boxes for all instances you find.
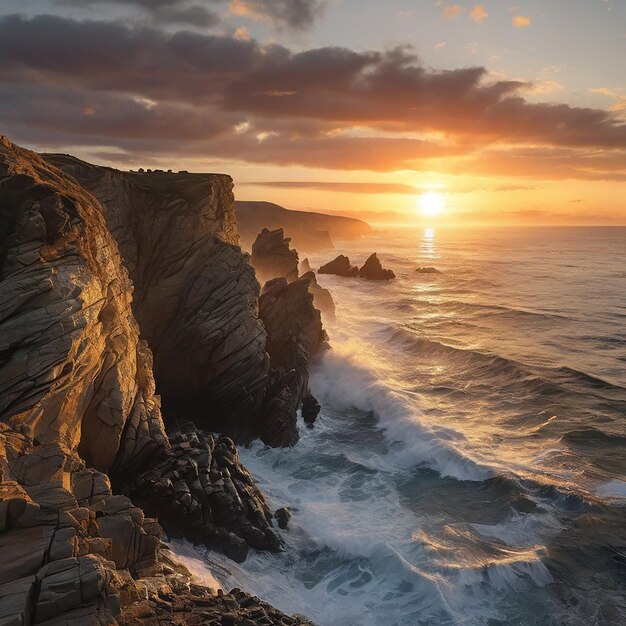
[1,0,625,225]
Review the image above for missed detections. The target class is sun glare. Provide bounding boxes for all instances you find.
[418,191,446,217]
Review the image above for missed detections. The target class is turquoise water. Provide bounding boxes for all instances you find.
[178,227,626,625]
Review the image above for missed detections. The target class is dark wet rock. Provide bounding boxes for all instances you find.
[358,253,396,280]
[259,277,328,446]
[274,507,292,530]
[301,271,336,321]
[416,266,441,274]
[301,395,321,426]
[120,424,283,563]
[250,227,299,284]
[318,254,359,277]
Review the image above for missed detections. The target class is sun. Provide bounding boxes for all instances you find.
[417,191,446,217]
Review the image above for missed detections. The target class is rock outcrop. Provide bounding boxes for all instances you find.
[0,424,310,626]
[1,136,166,476]
[1,137,310,624]
[121,423,282,563]
[358,253,396,280]
[259,278,328,445]
[318,255,359,277]
[299,257,312,274]
[416,266,441,274]
[301,271,336,321]
[45,154,270,443]
[250,228,299,285]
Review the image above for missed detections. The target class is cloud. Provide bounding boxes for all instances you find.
[442,4,464,19]
[512,15,532,28]
[0,14,625,179]
[228,0,326,29]
[57,0,326,30]
[468,5,487,23]
[241,181,421,194]
[57,0,222,27]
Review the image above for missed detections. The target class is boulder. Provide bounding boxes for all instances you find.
[318,254,359,277]
[416,266,441,274]
[250,227,299,284]
[358,253,396,280]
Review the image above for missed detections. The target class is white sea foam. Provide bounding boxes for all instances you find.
[310,340,493,481]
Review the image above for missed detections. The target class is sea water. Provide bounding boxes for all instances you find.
[175,226,626,625]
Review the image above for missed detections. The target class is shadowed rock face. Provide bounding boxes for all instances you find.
[259,277,328,446]
[1,137,167,475]
[302,270,336,321]
[318,254,359,277]
[46,154,270,441]
[251,227,299,285]
[359,253,396,280]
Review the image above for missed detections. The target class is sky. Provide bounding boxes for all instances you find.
[1,0,625,226]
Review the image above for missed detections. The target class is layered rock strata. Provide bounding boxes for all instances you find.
[1,137,309,624]
[45,154,269,442]
[0,424,310,626]
[259,278,328,445]
[250,227,299,285]
[1,137,166,476]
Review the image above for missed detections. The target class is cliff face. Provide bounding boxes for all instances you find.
[0,137,304,624]
[0,138,167,475]
[45,155,270,441]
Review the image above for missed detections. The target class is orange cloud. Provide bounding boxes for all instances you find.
[513,15,532,28]
[442,4,464,19]
[468,5,487,23]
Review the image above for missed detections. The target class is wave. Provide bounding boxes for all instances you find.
[310,341,493,482]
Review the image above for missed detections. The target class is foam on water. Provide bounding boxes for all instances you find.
[171,227,626,625]
[311,340,493,481]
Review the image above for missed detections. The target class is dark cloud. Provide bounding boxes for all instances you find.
[0,13,624,178]
[58,0,222,27]
[56,0,325,29]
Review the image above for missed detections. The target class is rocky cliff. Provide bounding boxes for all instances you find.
[45,155,270,443]
[1,137,311,625]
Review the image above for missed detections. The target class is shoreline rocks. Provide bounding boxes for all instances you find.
[358,253,396,280]
[318,254,359,277]
[318,252,396,280]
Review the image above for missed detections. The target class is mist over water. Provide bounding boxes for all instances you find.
[177,227,626,625]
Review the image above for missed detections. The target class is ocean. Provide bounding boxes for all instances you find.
[175,226,626,625]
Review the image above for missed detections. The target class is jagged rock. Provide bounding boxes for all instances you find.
[250,228,299,284]
[121,424,283,563]
[358,253,395,280]
[259,278,327,446]
[274,507,292,530]
[301,271,335,321]
[45,154,270,443]
[0,425,308,626]
[416,266,441,274]
[0,136,167,475]
[318,254,359,277]
[301,395,321,426]
[299,257,312,274]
